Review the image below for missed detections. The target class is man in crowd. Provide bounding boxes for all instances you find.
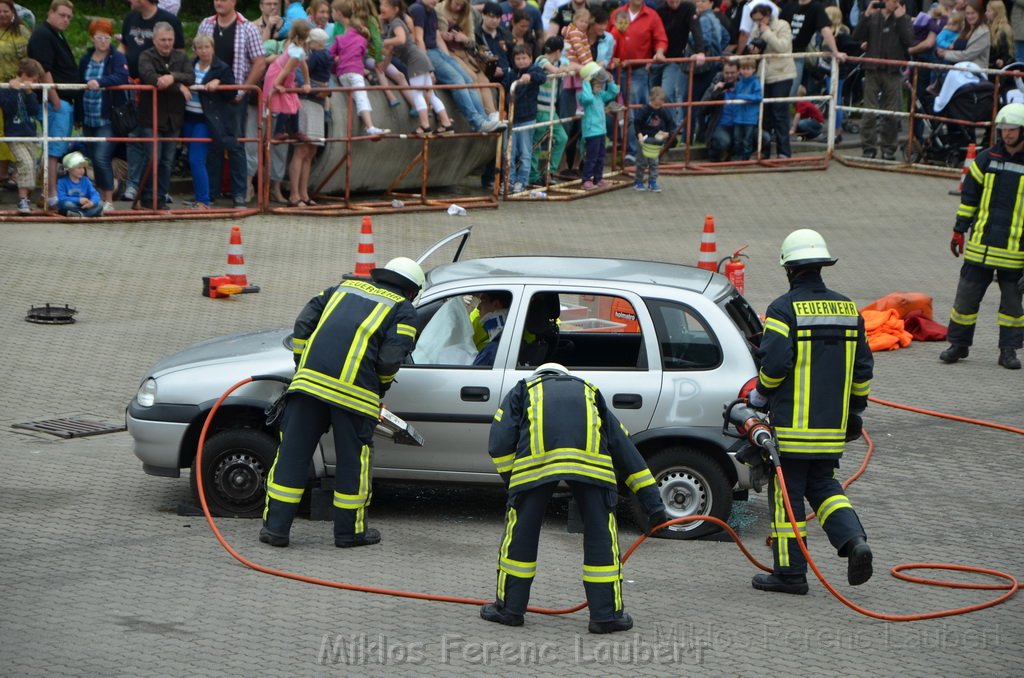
[27,0,82,208]
[197,0,266,207]
[119,0,185,78]
[852,0,912,160]
[779,0,843,97]
[125,22,194,210]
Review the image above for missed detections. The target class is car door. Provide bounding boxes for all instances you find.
[504,285,662,437]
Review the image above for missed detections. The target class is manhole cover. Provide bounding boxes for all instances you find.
[12,418,124,439]
[26,304,77,325]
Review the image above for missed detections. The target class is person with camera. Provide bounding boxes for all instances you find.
[852,0,914,160]
[746,3,795,158]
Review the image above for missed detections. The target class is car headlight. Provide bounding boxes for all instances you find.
[136,378,158,407]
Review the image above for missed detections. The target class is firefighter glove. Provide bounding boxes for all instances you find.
[748,389,768,409]
[647,509,669,536]
[950,232,965,257]
[265,393,288,428]
[845,412,863,442]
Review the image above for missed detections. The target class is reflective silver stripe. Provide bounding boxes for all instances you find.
[499,557,537,577]
[794,315,860,327]
[582,563,621,583]
[990,160,1024,174]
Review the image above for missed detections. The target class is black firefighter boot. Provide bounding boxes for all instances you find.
[939,344,970,363]
[751,572,809,595]
[844,536,873,586]
[998,348,1022,370]
[480,602,525,627]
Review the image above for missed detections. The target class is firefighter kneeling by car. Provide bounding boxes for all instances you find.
[480,363,668,633]
[746,229,874,595]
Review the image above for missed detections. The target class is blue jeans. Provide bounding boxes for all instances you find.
[1016,40,1024,63]
[205,101,249,203]
[581,134,606,183]
[126,127,176,204]
[825,76,845,131]
[183,119,213,205]
[731,124,756,160]
[83,123,115,192]
[660,63,687,127]
[427,48,486,130]
[790,56,806,97]
[620,67,650,157]
[42,100,74,158]
[59,200,103,217]
[510,123,532,186]
[796,117,823,139]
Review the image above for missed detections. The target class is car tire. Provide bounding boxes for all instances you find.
[631,446,731,539]
[190,429,277,518]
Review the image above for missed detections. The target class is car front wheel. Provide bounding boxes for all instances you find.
[632,446,731,539]
[190,429,277,518]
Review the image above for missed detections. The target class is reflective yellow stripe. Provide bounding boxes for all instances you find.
[333,492,368,508]
[292,337,307,356]
[772,476,789,568]
[817,494,853,526]
[795,327,812,430]
[968,160,984,182]
[396,323,417,339]
[609,511,622,612]
[500,556,537,578]
[497,507,518,600]
[582,563,621,583]
[508,462,618,488]
[618,421,630,436]
[492,452,516,473]
[342,303,389,384]
[950,307,977,326]
[764,316,790,337]
[289,377,380,418]
[851,380,870,397]
[584,382,599,456]
[759,369,785,389]
[843,329,855,420]
[625,468,656,493]
[973,172,995,236]
[998,313,1024,328]
[527,379,544,457]
[512,448,615,473]
[299,290,348,371]
[494,407,503,422]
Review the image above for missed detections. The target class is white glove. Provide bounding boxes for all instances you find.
[748,389,768,409]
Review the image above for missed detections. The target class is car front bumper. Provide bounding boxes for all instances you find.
[126,400,199,475]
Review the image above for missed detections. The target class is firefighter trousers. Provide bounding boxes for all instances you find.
[495,482,623,622]
[947,263,1024,349]
[770,458,865,575]
[263,392,376,539]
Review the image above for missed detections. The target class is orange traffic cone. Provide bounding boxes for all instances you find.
[354,216,377,278]
[225,225,260,293]
[697,215,718,272]
[949,143,976,196]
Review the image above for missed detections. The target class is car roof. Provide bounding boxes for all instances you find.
[426,256,721,294]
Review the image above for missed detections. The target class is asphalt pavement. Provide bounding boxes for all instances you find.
[0,163,1020,676]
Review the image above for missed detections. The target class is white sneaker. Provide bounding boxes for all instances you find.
[17,197,31,214]
[511,181,524,194]
[487,111,500,123]
[480,119,506,133]
[366,126,390,135]
[102,201,115,214]
[122,186,137,201]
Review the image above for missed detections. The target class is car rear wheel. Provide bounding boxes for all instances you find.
[631,446,731,539]
[190,429,277,518]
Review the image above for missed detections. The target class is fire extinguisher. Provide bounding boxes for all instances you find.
[718,245,750,295]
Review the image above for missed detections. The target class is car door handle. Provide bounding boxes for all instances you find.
[461,386,490,402]
[612,394,643,409]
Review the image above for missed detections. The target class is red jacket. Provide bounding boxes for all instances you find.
[610,4,669,62]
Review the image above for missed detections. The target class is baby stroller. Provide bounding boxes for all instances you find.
[907,66,995,167]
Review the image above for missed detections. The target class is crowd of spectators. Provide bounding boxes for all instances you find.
[1,0,1017,214]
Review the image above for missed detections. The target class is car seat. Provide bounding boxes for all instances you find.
[518,293,561,367]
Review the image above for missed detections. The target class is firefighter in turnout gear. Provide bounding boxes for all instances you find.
[748,230,875,595]
[480,363,667,633]
[260,257,423,548]
[940,102,1024,370]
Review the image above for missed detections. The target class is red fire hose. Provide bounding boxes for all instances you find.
[195,378,1018,620]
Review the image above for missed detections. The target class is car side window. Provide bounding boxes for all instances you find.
[410,291,515,367]
[645,298,722,370]
[518,292,648,370]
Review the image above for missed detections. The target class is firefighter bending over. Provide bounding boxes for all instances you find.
[260,257,423,548]
[748,229,875,595]
[481,363,667,633]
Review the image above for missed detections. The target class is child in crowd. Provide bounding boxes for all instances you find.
[0,58,42,215]
[632,86,673,193]
[791,84,824,140]
[330,0,390,136]
[722,57,762,161]
[530,36,571,185]
[562,7,593,69]
[504,44,546,194]
[308,0,332,30]
[57,152,103,218]
[307,28,334,112]
[265,19,312,142]
[577,61,619,190]
[935,10,962,50]
[380,0,454,135]
[281,0,308,38]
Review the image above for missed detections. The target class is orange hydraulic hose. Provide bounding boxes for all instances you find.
[197,377,1018,620]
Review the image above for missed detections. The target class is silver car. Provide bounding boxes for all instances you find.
[127,230,763,538]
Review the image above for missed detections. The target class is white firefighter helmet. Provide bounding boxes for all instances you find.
[533,362,570,377]
[370,257,425,292]
[995,102,1024,130]
[779,229,837,268]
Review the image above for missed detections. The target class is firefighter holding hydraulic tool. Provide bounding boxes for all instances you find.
[746,229,875,595]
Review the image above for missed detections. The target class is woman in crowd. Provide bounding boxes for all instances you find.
[985,0,1013,70]
[185,34,234,209]
[78,18,128,213]
[936,0,990,70]
[0,0,30,190]
[438,0,499,118]
[747,3,795,159]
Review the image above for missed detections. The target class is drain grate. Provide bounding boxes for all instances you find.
[12,418,125,439]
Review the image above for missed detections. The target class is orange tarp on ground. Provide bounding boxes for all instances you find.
[861,308,914,351]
